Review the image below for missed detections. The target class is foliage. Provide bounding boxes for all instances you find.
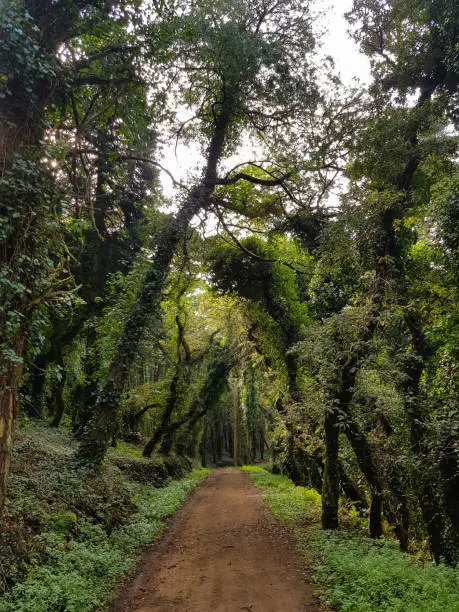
[242,465,321,524]
[0,423,207,611]
[309,531,459,612]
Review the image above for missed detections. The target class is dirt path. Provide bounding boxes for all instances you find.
[111,469,322,612]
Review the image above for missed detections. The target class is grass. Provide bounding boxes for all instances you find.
[241,465,321,523]
[307,531,459,612]
[0,423,208,612]
[242,465,459,612]
[107,439,145,460]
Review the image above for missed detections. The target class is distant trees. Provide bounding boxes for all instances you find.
[78,0,321,462]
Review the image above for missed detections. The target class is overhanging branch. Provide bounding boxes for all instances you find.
[214,171,291,187]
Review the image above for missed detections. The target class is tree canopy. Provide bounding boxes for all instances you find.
[1,0,458,574]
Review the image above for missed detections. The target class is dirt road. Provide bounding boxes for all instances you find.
[111,469,321,612]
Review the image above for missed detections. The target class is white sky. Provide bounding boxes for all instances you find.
[320,0,371,87]
[159,0,371,199]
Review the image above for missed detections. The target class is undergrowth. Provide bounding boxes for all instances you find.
[241,465,321,523]
[308,531,459,612]
[243,465,459,612]
[0,423,208,612]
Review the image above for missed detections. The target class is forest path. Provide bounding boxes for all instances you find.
[111,469,321,612]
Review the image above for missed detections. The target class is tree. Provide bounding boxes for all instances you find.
[0,0,129,513]
[78,0,320,462]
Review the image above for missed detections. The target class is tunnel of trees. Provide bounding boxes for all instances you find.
[1,0,458,569]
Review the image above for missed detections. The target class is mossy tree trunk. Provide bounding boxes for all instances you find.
[338,462,368,512]
[232,382,242,467]
[142,371,181,458]
[344,419,385,538]
[0,364,22,515]
[259,430,265,461]
[78,96,235,464]
[402,312,449,562]
[322,408,340,529]
[200,421,208,467]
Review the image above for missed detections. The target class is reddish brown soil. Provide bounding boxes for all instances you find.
[110,469,322,612]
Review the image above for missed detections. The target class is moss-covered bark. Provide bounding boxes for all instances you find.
[344,419,384,538]
[78,95,235,463]
[322,408,340,529]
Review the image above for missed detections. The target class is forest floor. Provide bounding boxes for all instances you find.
[111,469,322,612]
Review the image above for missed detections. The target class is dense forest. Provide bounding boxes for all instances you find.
[0,0,458,609]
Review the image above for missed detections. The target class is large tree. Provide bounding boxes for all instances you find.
[0,0,151,511]
[78,0,321,462]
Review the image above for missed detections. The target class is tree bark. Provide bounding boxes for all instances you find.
[344,419,384,538]
[259,429,265,460]
[338,462,368,512]
[0,369,20,515]
[321,408,340,529]
[159,429,175,455]
[78,93,235,464]
[143,372,181,458]
[200,421,207,467]
[50,375,66,428]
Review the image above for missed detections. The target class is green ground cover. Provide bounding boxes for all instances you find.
[0,423,208,612]
[242,465,459,612]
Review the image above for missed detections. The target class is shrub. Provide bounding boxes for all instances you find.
[114,457,170,487]
[0,424,209,611]
[310,531,459,612]
[162,454,193,479]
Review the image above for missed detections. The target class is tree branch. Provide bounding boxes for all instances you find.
[214,171,291,187]
[213,204,309,274]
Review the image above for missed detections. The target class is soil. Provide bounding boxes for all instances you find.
[110,469,322,612]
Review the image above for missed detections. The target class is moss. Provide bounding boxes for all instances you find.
[0,423,209,611]
[113,457,170,487]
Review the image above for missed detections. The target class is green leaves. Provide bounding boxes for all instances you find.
[312,530,459,612]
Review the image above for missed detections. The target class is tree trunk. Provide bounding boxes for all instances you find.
[200,421,207,467]
[344,420,384,538]
[78,96,234,464]
[228,424,234,457]
[338,462,368,511]
[50,375,66,427]
[25,352,49,418]
[233,398,240,467]
[159,429,175,455]
[251,428,257,463]
[216,421,223,461]
[439,430,459,548]
[0,370,19,515]
[143,372,180,458]
[404,343,447,563]
[321,409,340,529]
